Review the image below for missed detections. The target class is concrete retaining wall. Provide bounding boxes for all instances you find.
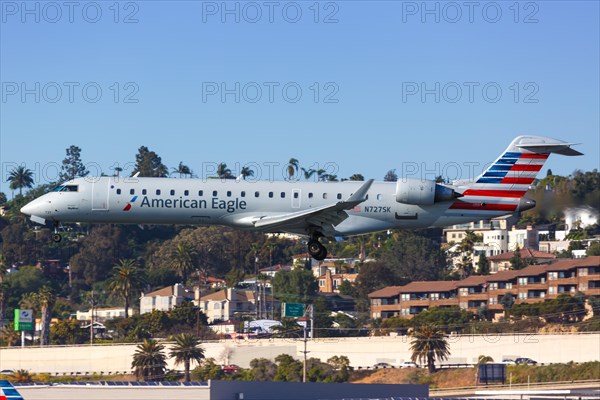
[0,333,598,374]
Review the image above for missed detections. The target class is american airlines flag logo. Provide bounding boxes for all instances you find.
[123,196,138,211]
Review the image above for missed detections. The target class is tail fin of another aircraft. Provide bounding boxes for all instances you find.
[451,135,582,213]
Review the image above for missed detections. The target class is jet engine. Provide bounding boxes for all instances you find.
[395,179,458,205]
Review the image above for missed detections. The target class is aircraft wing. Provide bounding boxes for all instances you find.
[252,179,374,235]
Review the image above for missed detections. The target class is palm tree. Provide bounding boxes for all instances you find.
[169,333,205,382]
[37,286,56,346]
[0,322,21,347]
[106,259,146,318]
[241,166,254,180]
[170,243,195,284]
[409,324,450,373]
[301,167,316,181]
[271,318,303,338]
[172,162,191,178]
[11,369,32,383]
[287,158,299,180]
[7,166,34,195]
[216,163,234,179]
[132,339,167,381]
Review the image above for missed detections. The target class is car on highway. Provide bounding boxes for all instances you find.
[372,362,393,369]
[399,361,419,368]
[515,357,538,365]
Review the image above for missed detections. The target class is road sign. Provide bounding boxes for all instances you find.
[283,303,305,317]
[14,309,34,331]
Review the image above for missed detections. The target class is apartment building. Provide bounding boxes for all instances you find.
[369,256,600,320]
[140,283,194,314]
[488,248,556,272]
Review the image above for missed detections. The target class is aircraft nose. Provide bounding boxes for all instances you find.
[517,197,536,212]
[20,201,36,216]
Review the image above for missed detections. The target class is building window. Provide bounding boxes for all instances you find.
[518,292,527,300]
[578,268,588,276]
[401,308,410,316]
[430,293,439,300]
[489,282,498,290]
[401,293,410,301]
[548,286,557,294]
[548,272,558,280]
[506,282,513,289]
[489,298,497,305]
[518,277,528,286]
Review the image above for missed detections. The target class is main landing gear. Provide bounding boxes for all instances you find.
[307,235,328,261]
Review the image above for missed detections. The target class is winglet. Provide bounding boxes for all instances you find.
[346,179,374,204]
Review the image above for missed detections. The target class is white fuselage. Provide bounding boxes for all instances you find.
[21,176,513,236]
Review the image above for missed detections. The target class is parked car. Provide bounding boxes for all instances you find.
[372,362,393,369]
[501,359,516,365]
[515,357,538,365]
[399,361,419,368]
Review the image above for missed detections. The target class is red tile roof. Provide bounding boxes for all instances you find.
[488,249,556,261]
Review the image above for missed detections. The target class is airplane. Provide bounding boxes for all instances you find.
[20,135,582,260]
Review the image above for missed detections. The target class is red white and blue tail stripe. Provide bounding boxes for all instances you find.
[449,136,582,214]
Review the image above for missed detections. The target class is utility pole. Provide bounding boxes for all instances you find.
[89,290,97,345]
[302,325,308,383]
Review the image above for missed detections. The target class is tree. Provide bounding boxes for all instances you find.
[216,163,234,179]
[274,354,302,382]
[383,169,398,182]
[248,358,277,381]
[348,173,364,181]
[132,339,167,381]
[60,145,89,182]
[170,243,195,284]
[500,293,515,318]
[169,333,205,382]
[477,253,490,275]
[106,259,146,318]
[271,318,303,338]
[510,247,525,270]
[133,146,168,177]
[241,166,255,180]
[172,162,191,178]
[287,158,299,180]
[272,267,317,304]
[587,242,600,256]
[301,167,316,181]
[7,166,34,195]
[37,286,56,346]
[409,324,450,373]
[0,192,7,204]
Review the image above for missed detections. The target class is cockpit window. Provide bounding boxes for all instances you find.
[53,185,78,192]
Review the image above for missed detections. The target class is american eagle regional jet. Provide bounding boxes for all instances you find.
[21,136,582,260]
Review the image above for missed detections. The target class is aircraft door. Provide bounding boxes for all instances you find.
[292,189,301,208]
[92,178,110,211]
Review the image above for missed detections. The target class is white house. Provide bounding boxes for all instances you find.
[195,288,279,323]
[140,283,194,314]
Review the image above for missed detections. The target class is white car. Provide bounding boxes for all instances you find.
[399,361,419,368]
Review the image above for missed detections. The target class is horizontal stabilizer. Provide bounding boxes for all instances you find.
[516,143,583,156]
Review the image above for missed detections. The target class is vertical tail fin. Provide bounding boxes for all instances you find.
[451,135,582,213]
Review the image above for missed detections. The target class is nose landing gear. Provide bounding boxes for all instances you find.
[52,222,62,243]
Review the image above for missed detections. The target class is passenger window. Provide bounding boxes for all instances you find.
[337,193,342,200]
[294,192,299,199]
[142,189,147,195]
[156,189,161,195]
[308,193,313,198]
[116,189,122,195]
[227,191,232,197]
[199,190,203,196]
[323,193,328,199]
[184,190,189,196]
[170,190,175,196]
[213,190,218,197]
[269,192,274,198]
[255,191,260,198]
[377,194,383,200]
[280,192,285,198]
[241,191,246,197]
[130,189,135,195]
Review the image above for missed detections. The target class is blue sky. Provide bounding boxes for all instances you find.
[1,1,598,194]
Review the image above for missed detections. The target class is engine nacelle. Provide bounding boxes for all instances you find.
[395,179,457,205]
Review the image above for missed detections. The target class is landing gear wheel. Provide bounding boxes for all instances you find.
[307,239,328,261]
[52,233,62,243]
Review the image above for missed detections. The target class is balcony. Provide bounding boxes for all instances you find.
[554,277,578,285]
[519,283,547,290]
[374,304,403,312]
[401,299,430,307]
[460,293,488,301]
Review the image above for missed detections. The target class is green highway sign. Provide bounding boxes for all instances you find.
[283,303,305,317]
[14,309,34,331]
